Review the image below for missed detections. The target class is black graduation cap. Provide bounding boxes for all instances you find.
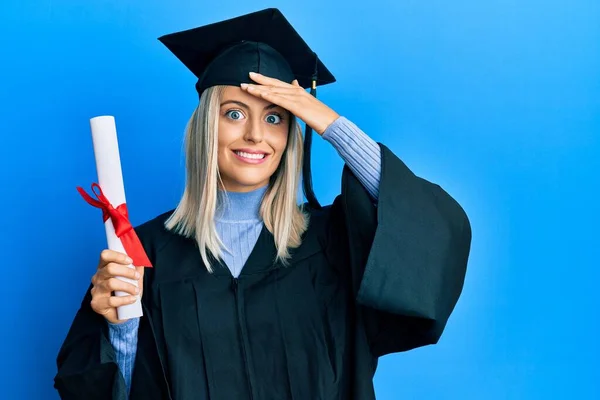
[158,8,336,209]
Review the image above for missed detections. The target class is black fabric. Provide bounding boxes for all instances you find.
[54,144,471,400]
[158,8,336,97]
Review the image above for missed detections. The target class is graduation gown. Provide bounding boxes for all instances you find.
[54,144,471,400]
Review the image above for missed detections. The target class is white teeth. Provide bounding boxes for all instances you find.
[235,151,266,160]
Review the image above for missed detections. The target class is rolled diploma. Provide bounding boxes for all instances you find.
[90,115,142,320]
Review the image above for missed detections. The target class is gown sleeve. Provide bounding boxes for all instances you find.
[53,284,129,399]
[54,223,161,399]
[325,143,472,357]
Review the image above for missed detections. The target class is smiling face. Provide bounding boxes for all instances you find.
[217,86,291,192]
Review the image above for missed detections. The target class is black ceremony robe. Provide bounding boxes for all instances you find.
[54,144,471,400]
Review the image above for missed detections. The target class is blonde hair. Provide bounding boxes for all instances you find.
[165,85,309,272]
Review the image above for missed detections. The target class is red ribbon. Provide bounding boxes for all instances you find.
[77,183,152,267]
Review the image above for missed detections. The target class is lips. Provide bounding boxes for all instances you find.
[234,150,266,159]
[231,149,270,164]
[232,148,269,156]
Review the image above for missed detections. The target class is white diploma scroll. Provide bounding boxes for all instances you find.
[90,115,143,320]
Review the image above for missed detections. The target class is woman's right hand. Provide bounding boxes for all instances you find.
[90,249,145,324]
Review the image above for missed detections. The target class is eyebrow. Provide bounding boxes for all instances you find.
[220,100,280,110]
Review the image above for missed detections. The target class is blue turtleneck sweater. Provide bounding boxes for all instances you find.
[108,116,382,393]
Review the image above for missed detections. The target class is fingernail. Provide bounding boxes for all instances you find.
[135,287,140,294]
[241,83,248,88]
[135,272,141,279]
[126,256,133,264]
[249,71,257,76]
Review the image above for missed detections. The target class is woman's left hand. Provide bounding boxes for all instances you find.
[241,72,340,136]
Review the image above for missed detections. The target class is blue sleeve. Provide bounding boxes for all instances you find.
[322,116,382,201]
[107,317,140,396]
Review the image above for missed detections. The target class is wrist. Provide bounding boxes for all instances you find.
[107,317,138,330]
[315,110,340,136]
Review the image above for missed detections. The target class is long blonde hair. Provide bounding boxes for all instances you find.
[165,85,309,272]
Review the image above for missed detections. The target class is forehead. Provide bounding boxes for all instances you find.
[220,85,275,108]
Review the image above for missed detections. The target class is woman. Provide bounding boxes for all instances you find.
[55,8,471,400]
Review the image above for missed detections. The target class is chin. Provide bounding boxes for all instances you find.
[225,173,271,191]
[219,159,280,191]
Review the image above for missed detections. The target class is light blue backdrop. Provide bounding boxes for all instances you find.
[2,0,598,399]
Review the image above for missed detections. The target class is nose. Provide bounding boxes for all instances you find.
[243,116,264,144]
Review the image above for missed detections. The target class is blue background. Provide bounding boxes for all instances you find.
[2,0,598,398]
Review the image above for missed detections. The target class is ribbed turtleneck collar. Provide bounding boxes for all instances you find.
[215,184,268,222]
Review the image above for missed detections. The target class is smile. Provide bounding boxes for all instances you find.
[232,150,269,164]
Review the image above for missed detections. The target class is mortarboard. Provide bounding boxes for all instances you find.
[158,8,336,209]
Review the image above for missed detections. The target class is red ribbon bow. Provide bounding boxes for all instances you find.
[77,183,152,267]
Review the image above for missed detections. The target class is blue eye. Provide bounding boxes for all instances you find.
[226,110,244,120]
[266,113,282,125]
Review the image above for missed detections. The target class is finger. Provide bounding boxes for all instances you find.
[242,84,305,96]
[107,295,138,308]
[248,72,295,88]
[91,274,114,297]
[99,249,132,268]
[243,88,295,110]
[103,277,140,295]
[135,266,145,281]
[90,286,112,304]
[91,273,105,289]
[92,295,138,311]
[101,263,141,281]
[242,85,301,103]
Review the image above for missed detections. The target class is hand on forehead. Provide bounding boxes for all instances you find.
[221,85,290,115]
